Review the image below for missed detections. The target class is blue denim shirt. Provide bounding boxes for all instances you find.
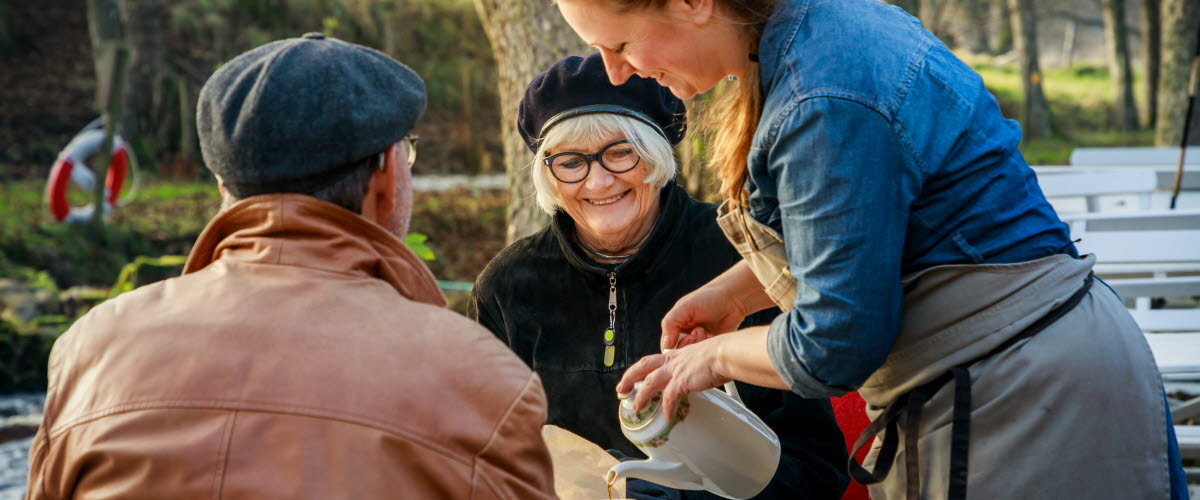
[747,0,1077,397]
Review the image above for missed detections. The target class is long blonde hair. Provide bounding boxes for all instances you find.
[706,67,762,206]
[608,0,776,206]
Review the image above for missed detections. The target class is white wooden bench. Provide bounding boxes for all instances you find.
[1069,146,1200,167]
[1144,332,1200,377]
[1106,277,1200,329]
[1034,168,1157,213]
[1177,425,1200,460]
[1059,146,1200,211]
[1061,210,1200,277]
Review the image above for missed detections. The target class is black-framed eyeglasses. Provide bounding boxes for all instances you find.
[542,139,641,184]
[402,134,419,167]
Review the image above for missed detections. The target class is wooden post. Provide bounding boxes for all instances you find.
[1100,0,1139,130]
[1061,19,1077,67]
[86,0,131,227]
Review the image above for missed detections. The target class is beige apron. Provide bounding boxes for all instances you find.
[716,202,1170,500]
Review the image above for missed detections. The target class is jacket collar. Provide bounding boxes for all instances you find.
[550,182,685,276]
[183,193,447,307]
[758,0,809,94]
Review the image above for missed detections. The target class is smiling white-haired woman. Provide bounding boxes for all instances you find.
[468,53,850,500]
[530,111,678,244]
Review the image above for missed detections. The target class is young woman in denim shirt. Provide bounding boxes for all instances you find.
[556,0,1188,498]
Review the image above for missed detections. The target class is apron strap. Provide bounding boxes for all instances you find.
[948,365,972,500]
[847,393,908,485]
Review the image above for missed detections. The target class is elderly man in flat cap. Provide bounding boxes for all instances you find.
[26,34,557,500]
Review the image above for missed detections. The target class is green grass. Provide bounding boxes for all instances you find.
[961,53,1154,165]
[1,179,221,288]
[1019,129,1157,166]
[1,178,508,287]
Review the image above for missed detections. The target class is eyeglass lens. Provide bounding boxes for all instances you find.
[548,140,639,183]
[403,136,418,166]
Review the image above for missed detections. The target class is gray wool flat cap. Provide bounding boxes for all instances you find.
[197,33,426,198]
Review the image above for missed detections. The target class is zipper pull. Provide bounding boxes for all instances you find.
[604,272,617,367]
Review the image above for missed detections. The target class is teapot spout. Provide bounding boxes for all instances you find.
[607,459,703,491]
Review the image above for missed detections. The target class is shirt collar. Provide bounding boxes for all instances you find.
[757,0,810,94]
[183,193,447,307]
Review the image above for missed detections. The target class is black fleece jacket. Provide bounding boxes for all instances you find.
[469,183,849,499]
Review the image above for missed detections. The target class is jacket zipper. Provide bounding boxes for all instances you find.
[604,272,617,367]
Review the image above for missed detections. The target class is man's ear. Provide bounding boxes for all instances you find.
[216,176,236,210]
[364,144,399,220]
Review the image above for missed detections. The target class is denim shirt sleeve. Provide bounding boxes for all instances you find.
[762,96,921,398]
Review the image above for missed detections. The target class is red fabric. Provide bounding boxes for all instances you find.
[832,391,871,500]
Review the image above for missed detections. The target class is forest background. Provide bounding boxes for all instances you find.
[0,0,1199,396]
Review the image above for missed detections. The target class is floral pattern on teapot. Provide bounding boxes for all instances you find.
[618,392,691,448]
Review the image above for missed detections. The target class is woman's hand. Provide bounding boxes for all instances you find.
[660,286,748,351]
[618,327,788,417]
[617,340,731,419]
[660,261,774,351]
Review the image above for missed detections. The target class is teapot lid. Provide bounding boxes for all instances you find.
[618,389,663,430]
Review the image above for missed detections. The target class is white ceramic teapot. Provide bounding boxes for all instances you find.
[608,381,781,499]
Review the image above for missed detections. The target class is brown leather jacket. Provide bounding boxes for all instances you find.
[26,194,557,500]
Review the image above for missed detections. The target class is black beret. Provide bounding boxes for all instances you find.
[518,53,686,153]
[197,33,426,198]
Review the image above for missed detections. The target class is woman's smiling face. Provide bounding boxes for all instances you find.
[549,131,661,247]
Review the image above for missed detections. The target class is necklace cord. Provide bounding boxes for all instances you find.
[576,236,635,260]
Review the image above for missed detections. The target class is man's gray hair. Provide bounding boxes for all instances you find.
[531,113,677,214]
[221,153,381,213]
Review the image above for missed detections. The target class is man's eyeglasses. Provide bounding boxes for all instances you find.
[543,139,641,184]
[402,134,419,167]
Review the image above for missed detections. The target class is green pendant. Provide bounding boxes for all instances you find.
[603,329,616,367]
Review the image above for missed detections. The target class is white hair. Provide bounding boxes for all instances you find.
[531,113,678,215]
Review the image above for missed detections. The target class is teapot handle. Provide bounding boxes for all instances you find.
[723,381,743,405]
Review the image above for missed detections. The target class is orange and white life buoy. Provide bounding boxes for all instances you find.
[46,129,130,222]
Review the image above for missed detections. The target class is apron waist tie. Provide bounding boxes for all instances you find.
[847,273,1095,500]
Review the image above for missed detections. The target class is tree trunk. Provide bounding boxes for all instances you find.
[122,0,169,159]
[956,0,990,54]
[1154,0,1200,146]
[87,0,123,107]
[473,0,587,243]
[887,0,921,18]
[1061,19,1078,67]
[1100,0,1139,130]
[919,0,949,42]
[1008,0,1051,139]
[1141,0,1161,128]
[989,0,1012,55]
[86,0,129,227]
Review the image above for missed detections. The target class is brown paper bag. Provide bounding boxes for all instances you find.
[542,425,626,500]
